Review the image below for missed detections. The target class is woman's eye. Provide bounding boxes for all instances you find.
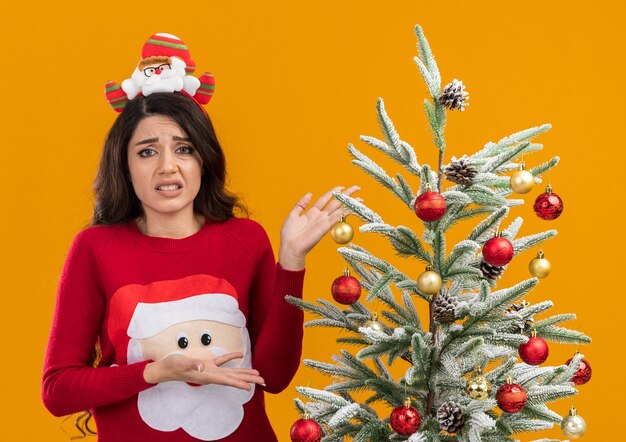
[201,333,212,346]
[138,148,156,157]
[176,145,194,154]
[176,332,189,349]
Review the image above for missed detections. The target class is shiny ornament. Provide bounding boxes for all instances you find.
[290,412,322,442]
[510,162,534,194]
[465,369,492,400]
[416,265,442,295]
[414,188,447,222]
[561,407,587,439]
[518,331,549,365]
[496,377,527,413]
[390,397,422,435]
[529,249,551,278]
[364,313,384,332]
[482,233,514,267]
[533,185,564,220]
[331,216,354,244]
[566,355,592,385]
[331,269,361,305]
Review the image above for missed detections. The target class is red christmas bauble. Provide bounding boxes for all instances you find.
[390,403,422,435]
[518,336,549,365]
[482,236,514,266]
[565,357,592,385]
[414,191,446,222]
[331,272,362,305]
[290,417,322,442]
[533,187,564,220]
[496,382,527,413]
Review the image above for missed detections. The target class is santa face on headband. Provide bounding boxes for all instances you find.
[104,33,216,112]
[121,55,201,100]
[106,275,254,441]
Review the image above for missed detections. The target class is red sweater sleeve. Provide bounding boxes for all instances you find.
[41,229,153,417]
[247,226,305,394]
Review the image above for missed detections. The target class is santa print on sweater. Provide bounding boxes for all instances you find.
[108,275,255,440]
[42,217,305,442]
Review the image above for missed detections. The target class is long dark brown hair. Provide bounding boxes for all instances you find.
[91,92,247,225]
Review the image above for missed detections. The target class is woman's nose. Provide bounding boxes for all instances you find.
[158,150,178,174]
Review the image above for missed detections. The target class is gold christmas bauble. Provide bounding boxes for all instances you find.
[529,250,551,278]
[416,266,442,295]
[510,165,534,194]
[465,373,492,400]
[331,216,354,244]
[561,407,586,439]
[364,313,384,332]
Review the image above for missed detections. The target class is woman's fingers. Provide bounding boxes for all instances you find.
[213,352,244,366]
[287,192,313,219]
[227,368,260,375]
[234,373,265,385]
[153,353,265,389]
[322,185,361,215]
[290,185,361,219]
[194,368,265,390]
[327,201,359,226]
[310,186,345,211]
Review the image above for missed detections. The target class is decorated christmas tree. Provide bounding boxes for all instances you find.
[286,25,591,442]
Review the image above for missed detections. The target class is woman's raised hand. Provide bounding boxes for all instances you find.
[143,353,265,391]
[278,185,361,270]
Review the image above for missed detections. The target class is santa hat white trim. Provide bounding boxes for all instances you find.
[127,294,246,339]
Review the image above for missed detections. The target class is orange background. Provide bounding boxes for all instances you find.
[0,0,623,440]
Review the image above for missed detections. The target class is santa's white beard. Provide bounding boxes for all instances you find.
[137,347,255,440]
[122,57,190,99]
[133,68,185,96]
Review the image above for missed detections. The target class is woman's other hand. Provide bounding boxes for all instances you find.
[143,353,265,391]
[278,185,361,270]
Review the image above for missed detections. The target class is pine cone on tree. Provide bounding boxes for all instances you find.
[437,401,465,433]
[443,155,478,185]
[433,292,458,324]
[505,300,535,333]
[480,261,505,280]
[438,79,469,111]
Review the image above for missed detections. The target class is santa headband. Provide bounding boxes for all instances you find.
[104,33,215,113]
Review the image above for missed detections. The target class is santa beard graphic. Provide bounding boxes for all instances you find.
[129,341,255,441]
[122,56,201,99]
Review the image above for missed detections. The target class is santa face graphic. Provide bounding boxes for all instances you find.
[133,319,246,365]
[106,275,254,441]
[121,55,201,100]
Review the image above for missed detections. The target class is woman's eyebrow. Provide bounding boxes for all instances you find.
[134,136,191,146]
[135,137,159,146]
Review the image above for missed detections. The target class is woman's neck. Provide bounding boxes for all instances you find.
[135,210,206,239]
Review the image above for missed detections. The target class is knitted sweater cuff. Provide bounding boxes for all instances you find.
[276,262,305,299]
[117,359,155,395]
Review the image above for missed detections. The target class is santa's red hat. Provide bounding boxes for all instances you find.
[141,33,196,74]
[106,274,242,365]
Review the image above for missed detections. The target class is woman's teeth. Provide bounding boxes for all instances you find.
[158,185,181,190]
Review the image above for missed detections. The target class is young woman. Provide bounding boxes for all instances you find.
[41,91,360,441]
